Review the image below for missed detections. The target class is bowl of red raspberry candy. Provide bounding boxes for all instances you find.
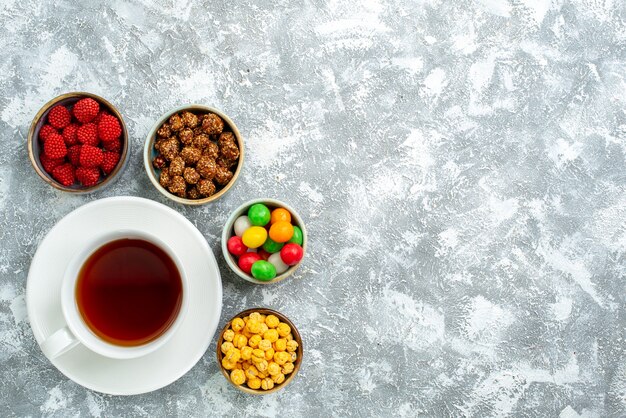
[27,92,129,193]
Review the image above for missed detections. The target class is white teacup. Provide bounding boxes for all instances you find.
[40,230,188,360]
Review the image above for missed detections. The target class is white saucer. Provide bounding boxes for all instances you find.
[26,196,222,395]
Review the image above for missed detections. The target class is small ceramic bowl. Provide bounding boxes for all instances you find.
[143,105,244,205]
[222,199,307,285]
[216,308,303,395]
[27,92,129,193]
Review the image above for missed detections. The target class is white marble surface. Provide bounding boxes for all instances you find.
[1,0,626,416]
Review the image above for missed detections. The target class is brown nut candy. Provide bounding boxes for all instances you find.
[183,167,200,185]
[179,128,194,145]
[159,170,172,188]
[216,156,237,169]
[214,165,234,186]
[204,142,219,160]
[201,113,224,135]
[180,146,202,165]
[197,179,216,196]
[169,114,184,131]
[168,175,186,197]
[187,186,200,199]
[196,156,217,179]
[193,134,211,150]
[157,123,172,138]
[181,111,199,128]
[159,138,180,161]
[152,155,167,169]
[169,156,185,176]
[219,140,240,161]
[218,132,236,148]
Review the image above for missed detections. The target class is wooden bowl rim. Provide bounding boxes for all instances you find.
[143,104,244,205]
[221,198,307,285]
[216,308,303,395]
[27,92,129,194]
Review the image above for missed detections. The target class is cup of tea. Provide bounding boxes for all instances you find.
[40,230,188,360]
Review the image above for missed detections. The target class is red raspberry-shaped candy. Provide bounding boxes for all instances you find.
[79,145,104,168]
[52,163,76,186]
[77,123,99,146]
[98,114,122,142]
[102,137,121,152]
[62,124,79,146]
[76,166,100,187]
[43,132,67,159]
[39,124,57,143]
[93,110,109,125]
[101,151,120,174]
[67,145,82,166]
[40,153,65,173]
[47,105,71,129]
[72,98,99,123]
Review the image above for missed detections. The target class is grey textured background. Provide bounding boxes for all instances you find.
[1,0,626,416]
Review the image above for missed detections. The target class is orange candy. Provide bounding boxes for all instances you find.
[270,208,292,225]
[269,221,294,243]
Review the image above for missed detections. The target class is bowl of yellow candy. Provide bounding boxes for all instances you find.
[216,308,303,394]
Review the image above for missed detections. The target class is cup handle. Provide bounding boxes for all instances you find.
[40,326,80,359]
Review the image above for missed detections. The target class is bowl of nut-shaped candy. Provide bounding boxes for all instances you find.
[216,308,303,395]
[143,105,244,205]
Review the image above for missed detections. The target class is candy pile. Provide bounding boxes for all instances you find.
[152,111,239,199]
[38,98,123,187]
[220,312,299,391]
[227,203,304,281]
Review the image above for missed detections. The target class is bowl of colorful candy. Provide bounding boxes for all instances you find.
[27,92,129,193]
[222,199,307,284]
[216,308,303,394]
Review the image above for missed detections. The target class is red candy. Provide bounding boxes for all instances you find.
[280,243,303,266]
[238,252,262,274]
[227,236,248,256]
[257,248,270,261]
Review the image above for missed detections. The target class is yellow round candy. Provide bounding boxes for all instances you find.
[259,323,269,334]
[261,377,274,390]
[221,341,234,354]
[247,377,261,389]
[272,373,285,384]
[241,346,253,360]
[274,339,287,352]
[269,221,294,243]
[286,340,298,352]
[274,351,291,365]
[233,334,248,349]
[248,334,262,348]
[265,315,280,328]
[231,317,245,332]
[230,369,246,385]
[249,312,262,321]
[264,329,279,343]
[256,359,269,372]
[245,365,259,380]
[225,348,241,363]
[221,358,236,370]
[267,362,281,376]
[276,323,291,337]
[258,339,272,351]
[242,227,267,248]
[223,329,234,342]
[246,320,262,335]
[264,348,275,361]
[282,362,294,374]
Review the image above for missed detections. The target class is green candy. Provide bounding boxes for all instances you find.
[262,237,284,253]
[248,203,271,226]
[251,260,276,281]
[288,226,303,245]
